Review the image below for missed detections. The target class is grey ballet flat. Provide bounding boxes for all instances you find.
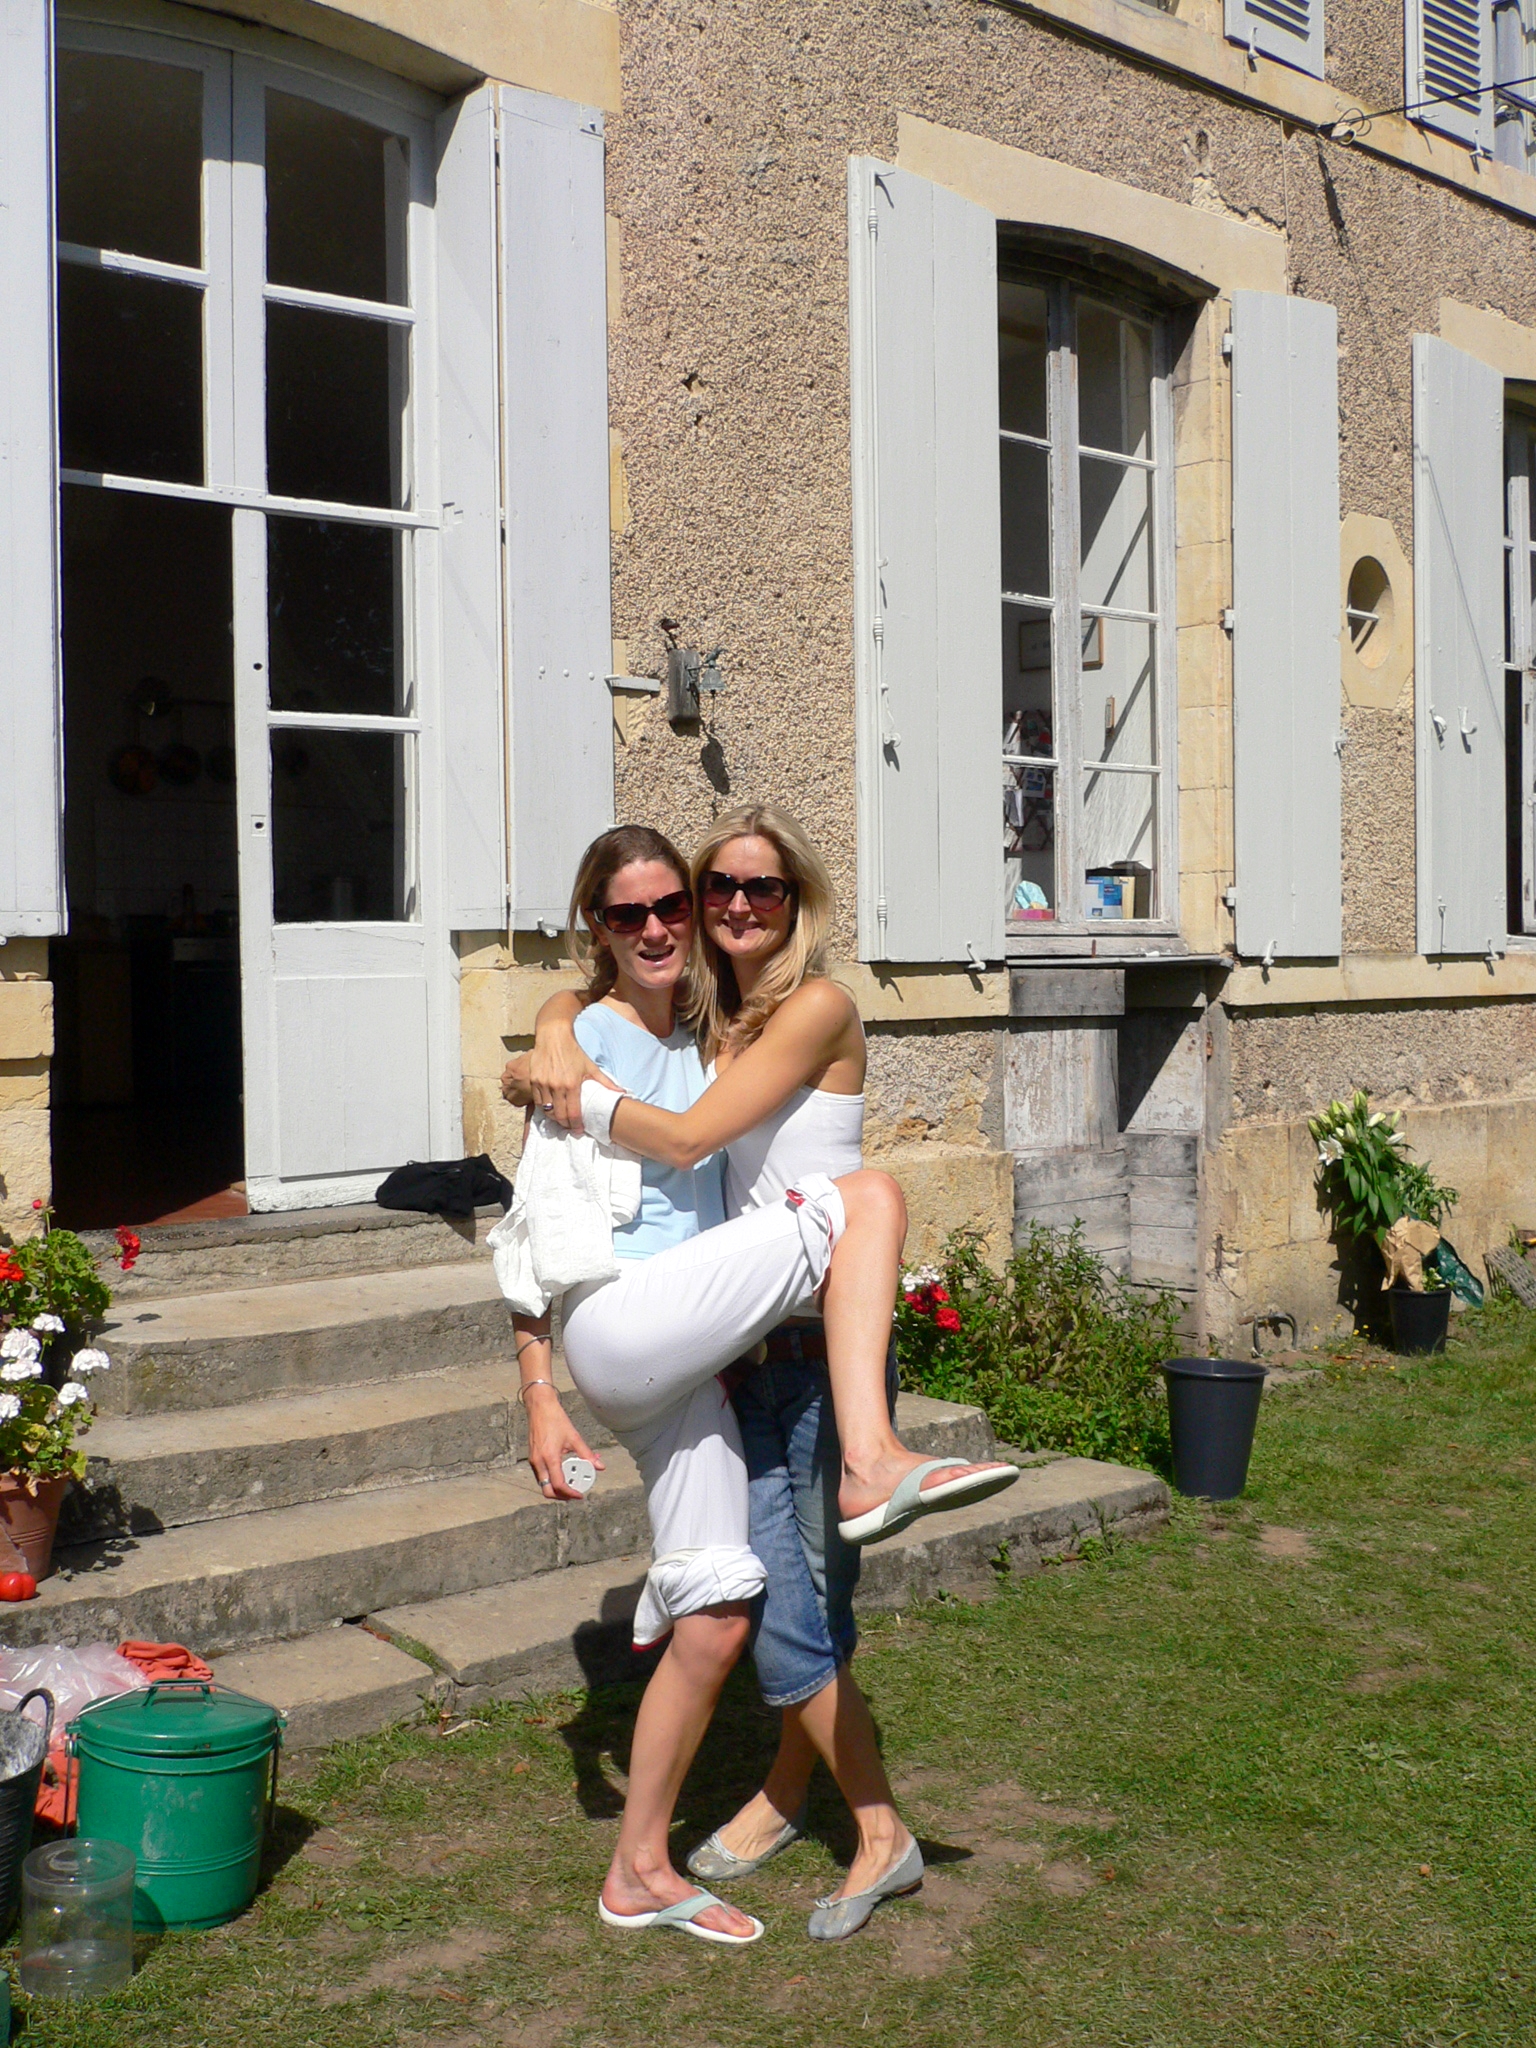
[686,1801,809,1882]
[806,1836,924,1941]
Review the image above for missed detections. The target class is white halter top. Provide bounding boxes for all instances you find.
[722,1083,864,1216]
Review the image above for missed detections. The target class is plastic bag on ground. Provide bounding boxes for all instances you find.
[0,1644,148,1824]
[0,1644,146,1726]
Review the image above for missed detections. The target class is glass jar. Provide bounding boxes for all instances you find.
[18,1839,135,1999]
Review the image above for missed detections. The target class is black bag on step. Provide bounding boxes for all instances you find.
[375,1154,512,1218]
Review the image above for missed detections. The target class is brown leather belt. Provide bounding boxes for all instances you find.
[762,1321,828,1364]
[719,1320,826,1391]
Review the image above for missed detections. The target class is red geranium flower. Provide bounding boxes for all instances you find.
[0,1260,22,1285]
[114,1226,141,1272]
[935,1306,962,1334]
[903,1292,922,1309]
[928,1285,950,1304]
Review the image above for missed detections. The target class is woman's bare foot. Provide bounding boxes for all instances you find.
[601,1854,758,1939]
[712,1789,803,1864]
[837,1451,1015,1526]
[833,1820,913,1902]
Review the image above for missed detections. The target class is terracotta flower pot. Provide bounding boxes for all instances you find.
[0,1473,69,1580]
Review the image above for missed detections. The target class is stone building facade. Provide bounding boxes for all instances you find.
[2,0,1535,1342]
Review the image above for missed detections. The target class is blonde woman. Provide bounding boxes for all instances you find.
[511,805,1017,1938]
[507,824,1009,1946]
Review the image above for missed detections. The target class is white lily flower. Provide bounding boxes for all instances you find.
[31,1313,64,1335]
[0,1394,19,1422]
[1317,1137,1343,1165]
[0,1355,42,1382]
[54,1382,89,1408]
[69,1348,110,1376]
[0,1329,40,1364]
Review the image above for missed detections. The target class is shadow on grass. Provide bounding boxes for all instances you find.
[555,1659,980,1879]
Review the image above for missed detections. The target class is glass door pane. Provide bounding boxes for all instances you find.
[269,727,415,923]
[56,51,203,264]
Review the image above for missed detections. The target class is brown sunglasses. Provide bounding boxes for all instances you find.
[590,889,694,935]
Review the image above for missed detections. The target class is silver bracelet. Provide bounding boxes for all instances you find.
[518,1378,557,1401]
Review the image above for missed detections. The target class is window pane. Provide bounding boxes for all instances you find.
[56,51,202,267]
[1005,764,1056,925]
[999,282,1048,439]
[1078,301,1152,458]
[1083,771,1157,916]
[268,518,405,715]
[1001,442,1051,599]
[1082,618,1157,768]
[60,485,235,926]
[59,266,203,483]
[1003,602,1055,757]
[265,90,408,303]
[266,305,404,506]
[270,729,414,922]
[1080,456,1152,614]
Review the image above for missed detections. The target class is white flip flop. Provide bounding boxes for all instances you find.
[598,1888,764,1946]
[837,1458,1021,1547]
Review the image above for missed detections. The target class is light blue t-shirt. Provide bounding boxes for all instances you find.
[574,1002,726,1259]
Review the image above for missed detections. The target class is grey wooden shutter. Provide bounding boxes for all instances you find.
[1406,0,1494,150]
[435,87,507,932]
[1225,0,1325,78]
[0,0,64,938]
[498,86,613,932]
[1413,335,1505,956]
[848,159,1003,966]
[1230,290,1342,963]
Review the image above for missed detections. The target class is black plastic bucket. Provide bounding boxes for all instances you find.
[1388,1286,1450,1355]
[1159,1357,1265,1501]
[0,1689,53,1939]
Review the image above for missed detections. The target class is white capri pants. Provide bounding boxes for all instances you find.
[561,1174,846,1647]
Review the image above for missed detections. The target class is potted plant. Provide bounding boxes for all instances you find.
[0,1204,125,1582]
[1308,1093,1459,1355]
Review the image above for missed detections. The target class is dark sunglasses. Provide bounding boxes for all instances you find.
[591,889,693,935]
[700,871,795,911]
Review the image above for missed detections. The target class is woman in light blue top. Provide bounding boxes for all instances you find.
[512,826,921,1948]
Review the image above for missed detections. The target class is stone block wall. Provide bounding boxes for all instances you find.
[0,943,53,1241]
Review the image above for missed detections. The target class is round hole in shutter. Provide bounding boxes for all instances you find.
[1346,555,1393,668]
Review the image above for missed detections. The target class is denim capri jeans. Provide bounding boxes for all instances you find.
[730,1327,900,1710]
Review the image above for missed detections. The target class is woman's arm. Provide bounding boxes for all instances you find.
[609,979,857,1170]
[514,1312,605,1501]
[500,989,619,1126]
[528,989,613,1131]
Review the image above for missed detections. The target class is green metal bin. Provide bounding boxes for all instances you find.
[69,1681,285,1930]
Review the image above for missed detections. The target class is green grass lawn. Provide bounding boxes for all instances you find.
[10,1301,1536,2047]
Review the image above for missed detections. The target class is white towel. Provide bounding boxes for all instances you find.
[487,1081,642,1315]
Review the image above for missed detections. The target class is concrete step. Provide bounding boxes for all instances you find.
[94,1261,515,1417]
[83,1204,501,1303]
[65,1361,514,1538]
[65,1354,614,1538]
[27,1390,995,1661]
[9,1457,651,1658]
[232,1455,1170,1747]
[214,1626,440,1749]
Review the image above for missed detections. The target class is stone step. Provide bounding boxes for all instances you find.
[214,1626,440,1749]
[8,1458,650,1658]
[226,1455,1170,1748]
[94,1261,515,1417]
[64,1360,608,1539]
[84,1204,502,1303]
[26,1391,995,1662]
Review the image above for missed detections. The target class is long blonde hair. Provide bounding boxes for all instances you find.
[564,825,695,1008]
[684,805,835,1057]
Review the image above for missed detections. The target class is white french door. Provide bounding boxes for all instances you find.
[57,6,457,1209]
